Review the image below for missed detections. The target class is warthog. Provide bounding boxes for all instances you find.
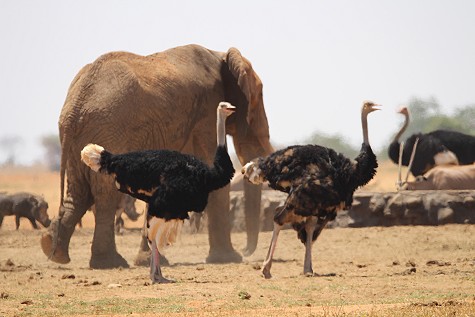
[0,192,51,229]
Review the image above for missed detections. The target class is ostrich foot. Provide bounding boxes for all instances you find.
[262,267,272,279]
[151,275,175,284]
[40,232,70,264]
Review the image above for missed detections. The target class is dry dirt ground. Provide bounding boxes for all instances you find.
[0,163,474,316]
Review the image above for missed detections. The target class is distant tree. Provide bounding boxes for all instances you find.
[303,132,358,158]
[0,135,23,166]
[453,104,475,134]
[41,134,61,171]
[404,96,475,135]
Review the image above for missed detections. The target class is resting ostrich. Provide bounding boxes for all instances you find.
[81,102,236,283]
[387,106,474,176]
[242,101,379,278]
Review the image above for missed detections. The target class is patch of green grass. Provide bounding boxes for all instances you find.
[11,296,193,316]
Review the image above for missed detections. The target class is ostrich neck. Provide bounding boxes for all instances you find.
[217,114,226,146]
[361,112,370,145]
[393,113,409,142]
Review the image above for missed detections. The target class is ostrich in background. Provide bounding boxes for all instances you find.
[242,101,379,278]
[388,106,410,165]
[387,106,475,176]
[81,102,236,283]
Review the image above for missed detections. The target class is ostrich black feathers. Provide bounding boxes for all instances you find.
[95,146,235,220]
[403,129,475,176]
[426,130,475,165]
[253,143,377,219]
[247,142,377,247]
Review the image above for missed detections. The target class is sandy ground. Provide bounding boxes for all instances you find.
[0,164,474,316]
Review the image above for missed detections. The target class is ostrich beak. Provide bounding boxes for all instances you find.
[219,102,236,114]
[371,104,382,112]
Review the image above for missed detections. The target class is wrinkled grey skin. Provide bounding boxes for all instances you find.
[41,44,273,269]
[79,194,141,233]
[0,192,50,229]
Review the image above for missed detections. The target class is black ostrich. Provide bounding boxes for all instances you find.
[388,106,474,176]
[81,102,236,283]
[242,101,379,278]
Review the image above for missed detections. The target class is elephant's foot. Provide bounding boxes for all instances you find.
[89,251,129,269]
[206,248,242,264]
[40,232,70,264]
[134,250,169,267]
[241,244,257,257]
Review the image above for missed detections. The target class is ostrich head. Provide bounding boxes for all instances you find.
[216,102,236,146]
[361,100,381,116]
[397,106,409,116]
[241,159,263,185]
[361,100,381,145]
[217,101,236,119]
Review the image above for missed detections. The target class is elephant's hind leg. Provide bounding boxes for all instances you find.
[41,194,89,264]
[89,194,129,269]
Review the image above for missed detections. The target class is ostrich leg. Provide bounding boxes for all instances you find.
[262,221,283,279]
[303,217,318,276]
[150,240,174,284]
[304,217,329,276]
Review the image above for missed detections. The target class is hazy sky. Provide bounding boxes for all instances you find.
[1,1,475,165]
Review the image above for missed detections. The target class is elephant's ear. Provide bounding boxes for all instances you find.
[225,48,265,131]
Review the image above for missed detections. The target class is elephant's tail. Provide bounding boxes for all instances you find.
[80,143,109,173]
[59,135,68,210]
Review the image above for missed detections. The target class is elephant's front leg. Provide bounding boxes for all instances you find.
[90,198,129,269]
[242,181,262,256]
[205,186,242,263]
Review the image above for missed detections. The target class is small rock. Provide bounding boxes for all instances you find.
[402,267,416,275]
[107,283,122,288]
[251,263,261,270]
[1,292,9,299]
[61,274,75,279]
[238,291,251,300]
[5,259,14,267]
[21,300,33,305]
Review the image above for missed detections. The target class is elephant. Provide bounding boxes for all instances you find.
[40,44,274,269]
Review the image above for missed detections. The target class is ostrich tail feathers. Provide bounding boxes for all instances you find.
[147,217,183,253]
[81,144,105,172]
